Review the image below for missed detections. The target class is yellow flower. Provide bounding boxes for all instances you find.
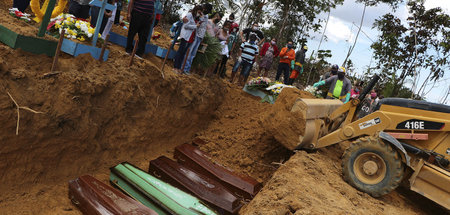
[98,33,101,37]
[88,28,95,34]
[78,37,85,42]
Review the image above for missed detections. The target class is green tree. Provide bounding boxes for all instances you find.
[371,1,450,97]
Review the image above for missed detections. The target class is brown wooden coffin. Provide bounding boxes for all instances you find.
[174,144,262,200]
[68,175,158,215]
[149,156,243,214]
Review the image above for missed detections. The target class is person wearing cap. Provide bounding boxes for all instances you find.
[240,23,265,46]
[322,64,339,81]
[287,45,307,85]
[313,67,352,103]
[276,40,296,84]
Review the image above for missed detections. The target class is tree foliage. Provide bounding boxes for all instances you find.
[371,1,450,97]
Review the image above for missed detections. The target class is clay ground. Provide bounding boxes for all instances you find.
[0,5,447,215]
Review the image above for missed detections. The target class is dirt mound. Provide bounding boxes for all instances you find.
[0,9,444,215]
[262,87,314,150]
[196,86,297,183]
[240,145,442,215]
[0,42,226,214]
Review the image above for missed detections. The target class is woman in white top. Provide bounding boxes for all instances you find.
[213,20,231,78]
[173,5,202,73]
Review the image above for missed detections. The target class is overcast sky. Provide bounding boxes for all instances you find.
[305,0,449,104]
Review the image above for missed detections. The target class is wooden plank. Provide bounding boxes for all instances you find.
[109,31,176,59]
[61,39,78,55]
[89,0,116,11]
[0,25,19,48]
[51,29,65,71]
[73,42,109,61]
[109,32,127,47]
[37,0,56,37]
[16,35,57,56]
[90,0,116,46]
[61,38,109,61]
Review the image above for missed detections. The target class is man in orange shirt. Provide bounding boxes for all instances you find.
[276,41,296,84]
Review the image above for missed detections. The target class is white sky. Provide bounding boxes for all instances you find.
[305,0,450,104]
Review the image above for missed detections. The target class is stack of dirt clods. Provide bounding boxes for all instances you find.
[68,138,262,214]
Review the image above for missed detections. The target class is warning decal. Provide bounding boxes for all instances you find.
[359,117,381,130]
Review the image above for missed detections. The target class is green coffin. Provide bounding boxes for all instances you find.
[110,162,218,215]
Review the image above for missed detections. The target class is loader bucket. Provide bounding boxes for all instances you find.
[292,99,343,149]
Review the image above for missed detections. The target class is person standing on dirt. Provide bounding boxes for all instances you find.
[240,23,265,46]
[276,41,295,84]
[206,12,222,37]
[231,22,265,77]
[68,0,91,19]
[173,5,202,73]
[313,67,352,103]
[182,3,212,75]
[257,38,279,78]
[234,34,259,86]
[13,0,30,12]
[125,0,155,59]
[113,0,123,24]
[227,14,239,57]
[214,20,232,78]
[101,0,118,39]
[287,45,307,85]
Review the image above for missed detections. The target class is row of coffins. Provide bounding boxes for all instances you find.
[68,141,262,214]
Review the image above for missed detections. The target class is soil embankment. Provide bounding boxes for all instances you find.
[0,43,225,213]
[0,10,445,214]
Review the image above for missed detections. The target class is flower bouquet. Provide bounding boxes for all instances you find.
[304,85,323,98]
[8,8,31,22]
[246,77,271,90]
[47,13,100,42]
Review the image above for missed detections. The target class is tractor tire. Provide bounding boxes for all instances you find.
[342,136,404,197]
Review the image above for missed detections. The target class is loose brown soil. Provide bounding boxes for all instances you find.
[262,87,314,150]
[0,10,445,215]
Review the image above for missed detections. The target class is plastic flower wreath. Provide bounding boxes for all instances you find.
[47,14,100,42]
[247,77,271,90]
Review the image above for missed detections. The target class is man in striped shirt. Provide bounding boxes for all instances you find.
[233,34,259,86]
[125,0,155,58]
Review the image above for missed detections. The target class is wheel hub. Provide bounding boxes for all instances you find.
[353,152,387,185]
[363,160,378,175]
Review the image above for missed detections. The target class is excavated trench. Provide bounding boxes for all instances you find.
[0,10,445,214]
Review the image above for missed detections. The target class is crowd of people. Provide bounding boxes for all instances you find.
[170,3,317,89]
[11,0,382,106]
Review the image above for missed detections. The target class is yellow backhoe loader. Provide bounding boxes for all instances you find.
[285,75,449,209]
